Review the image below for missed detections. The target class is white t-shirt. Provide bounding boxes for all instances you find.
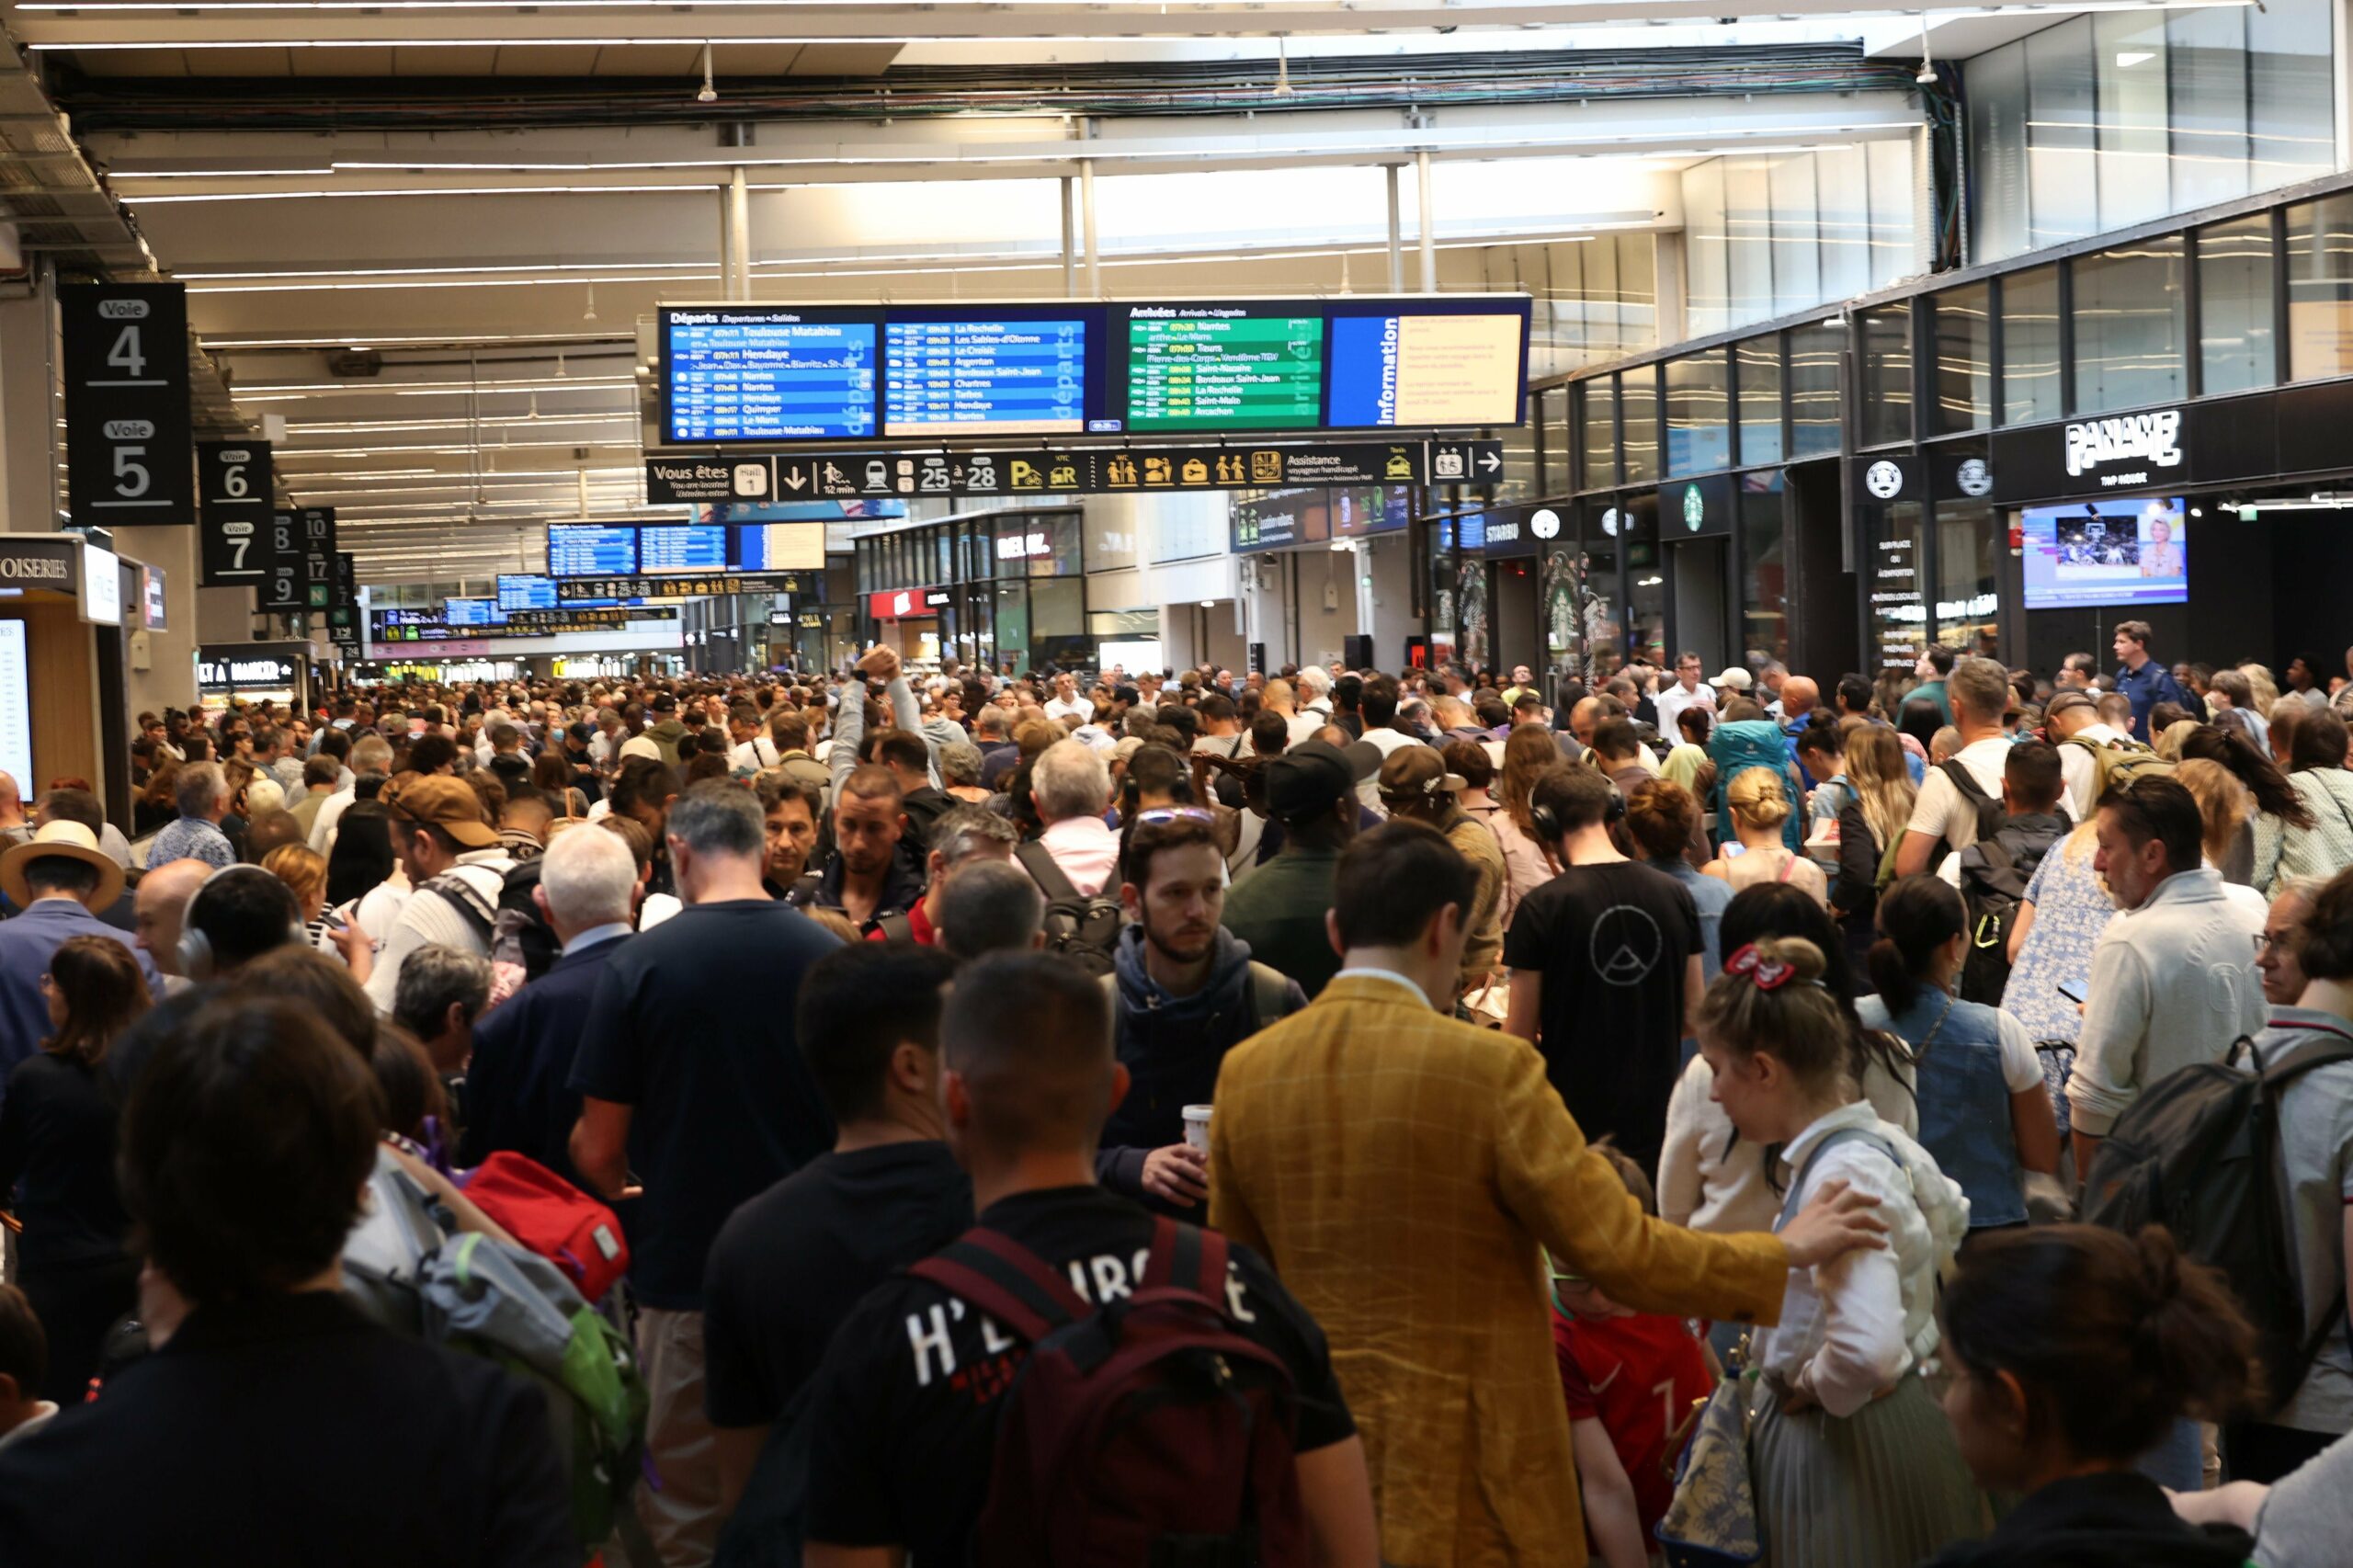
[729,735,779,775]
[2056,722,2130,822]
[1654,680,1717,739]
[1907,735,2014,856]
[1355,726,1423,815]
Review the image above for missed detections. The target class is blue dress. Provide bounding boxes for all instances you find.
[2001,832,2115,1138]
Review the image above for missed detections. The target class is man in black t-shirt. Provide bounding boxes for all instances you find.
[1500,764,1701,1175]
[702,940,971,1517]
[569,781,843,1566]
[800,952,1377,1568]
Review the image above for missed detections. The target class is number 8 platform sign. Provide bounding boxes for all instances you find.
[62,282,193,530]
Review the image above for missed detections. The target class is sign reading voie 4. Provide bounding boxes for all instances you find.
[62,285,193,528]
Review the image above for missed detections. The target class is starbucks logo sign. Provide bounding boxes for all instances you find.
[1864,460,1905,500]
[1682,485,1705,531]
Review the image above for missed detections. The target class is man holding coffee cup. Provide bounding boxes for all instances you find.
[1096,812,1304,1214]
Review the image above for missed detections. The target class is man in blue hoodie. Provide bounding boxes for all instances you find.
[1097,811,1305,1213]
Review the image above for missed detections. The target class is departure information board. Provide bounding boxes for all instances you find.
[884,318,1086,437]
[497,574,560,610]
[444,597,506,627]
[665,310,876,443]
[657,296,1530,445]
[1123,309,1324,432]
[547,524,638,577]
[640,523,727,574]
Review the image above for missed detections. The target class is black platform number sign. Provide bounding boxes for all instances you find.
[62,283,192,528]
[198,441,271,585]
[259,510,302,612]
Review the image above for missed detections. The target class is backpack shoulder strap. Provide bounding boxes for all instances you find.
[422,873,497,947]
[1776,1128,1901,1231]
[869,911,915,943]
[1138,1215,1232,1302]
[1016,838,1082,903]
[1245,961,1292,1028]
[907,1225,1091,1346]
[1939,757,1994,806]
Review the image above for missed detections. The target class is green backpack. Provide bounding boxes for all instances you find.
[2063,733,2173,803]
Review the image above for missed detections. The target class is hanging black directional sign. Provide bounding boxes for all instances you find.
[299,506,337,612]
[198,441,271,585]
[62,283,193,528]
[257,510,303,612]
[328,550,359,650]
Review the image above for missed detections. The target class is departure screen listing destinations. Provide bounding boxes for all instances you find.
[1326,312,1525,427]
[884,319,1086,437]
[547,524,638,577]
[666,311,877,442]
[640,523,727,574]
[1124,310,1324,432]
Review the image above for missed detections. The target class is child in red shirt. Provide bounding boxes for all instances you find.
[1552,1142,1717,1568]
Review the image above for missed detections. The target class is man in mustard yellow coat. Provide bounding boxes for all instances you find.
[1210,822,1886,1568]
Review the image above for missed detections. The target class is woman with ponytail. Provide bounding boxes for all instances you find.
[1857,875,2061,1232]
[1927,1224,2259,1566]
[1695,934,1978,1565]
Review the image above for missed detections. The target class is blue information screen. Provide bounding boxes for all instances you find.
[665,310,876,442]
[883,318,1086,437]
[641,524,727,574]
[547,524,638,578]
[496,574,559,610]
[444,597,506,627]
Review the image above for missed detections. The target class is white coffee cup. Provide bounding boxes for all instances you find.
[1182,1104,1213,1153]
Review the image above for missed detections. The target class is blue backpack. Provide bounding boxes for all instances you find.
[1708,721,1802,852]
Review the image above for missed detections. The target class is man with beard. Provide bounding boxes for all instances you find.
[791,766,926,928]
[1095,812,1305,1214]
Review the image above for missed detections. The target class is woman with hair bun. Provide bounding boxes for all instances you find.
[1927,1224,2258,1566]
[1703,766,1828,908]
[1696,933,1976,1564]
[1857,875,2060,1232]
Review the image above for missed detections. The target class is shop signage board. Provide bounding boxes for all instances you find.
[61,283,193,528]
[657,297,1529,447]
[197,442,272,585]
[197,650,299,690]
[555,572,806,603]
[1991,405,2192,502]
[648,440,1472,504]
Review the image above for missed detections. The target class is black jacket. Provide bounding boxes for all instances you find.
[1923,1471,2252,1568]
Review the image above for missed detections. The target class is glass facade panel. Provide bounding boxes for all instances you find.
[1869,501,1929,671]
[1969,37,2029,263]
[2200,214,2278,395]
[2287,195,2353,381]
[1536,386,1572,494]
[1859,304,1913,449]
[1685,159,1730,338]
[1866,140,1917,288]
[2027,18,2098,249]
[1580,376,1619,491]
[1740,472,1789,667]
[1578,501,1623,683]
[1725,158,1775,326]
[2170,6,2251,212]
[2002,266,2064,425]
[1665,349,1732,476]
[1736,335,1785,468]
[1816,145,1872,305]
[1620,493,1665,668]
[1788,323,1844,459]
[1937,504,2001,657]
[1620,365,1660,486]
[1931,284,1994,434]
[2073,236,2187,415]
[1585,233,1621,357]
[1616,233,1658,352]
[2249,0,2336,190]
[1768,153,1823,317]
[2095,9,2170,230]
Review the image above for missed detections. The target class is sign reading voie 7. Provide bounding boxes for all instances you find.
[62,284,193,528]
[199,442,271,585]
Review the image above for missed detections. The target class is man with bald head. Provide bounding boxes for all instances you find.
[1777,675,1824,786]
[134,858,214,992]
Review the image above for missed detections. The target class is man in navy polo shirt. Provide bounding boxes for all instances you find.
[2112,619,2188,742]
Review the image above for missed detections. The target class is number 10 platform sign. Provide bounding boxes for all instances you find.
[62,283,193,529]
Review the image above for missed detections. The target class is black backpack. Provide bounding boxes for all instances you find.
[2083,1028,2353,1416]
[1952,816,2066,1006]
[1928,758,2007,877]
[1017,840,1124,976]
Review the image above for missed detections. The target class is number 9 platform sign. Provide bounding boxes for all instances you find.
[62,283,193,530]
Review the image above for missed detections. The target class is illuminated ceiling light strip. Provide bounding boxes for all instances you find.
[32,34,1309,49]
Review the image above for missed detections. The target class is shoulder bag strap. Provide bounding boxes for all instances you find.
[1775,849,1798,883]
[1245,961,1291,1028]
[1139,1214,1232,1302]
[1775,1128,1901,1232]
[1015,838,1082,903]
[907,1225,1091,1345]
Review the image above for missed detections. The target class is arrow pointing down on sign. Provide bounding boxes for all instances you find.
[782,472,806,492]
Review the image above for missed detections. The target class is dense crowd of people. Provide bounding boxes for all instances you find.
[4,621,2353,1563]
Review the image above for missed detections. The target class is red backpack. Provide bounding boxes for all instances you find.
[909,1216,1310,1568]
[460,1151,630,1304]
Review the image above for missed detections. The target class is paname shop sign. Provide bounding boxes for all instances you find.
[2064,409,2184,488]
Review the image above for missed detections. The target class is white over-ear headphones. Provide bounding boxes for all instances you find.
[178,863,307,982]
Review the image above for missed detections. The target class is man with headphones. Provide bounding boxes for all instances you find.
[1498,763,1704,1176]
[176,864,307,983]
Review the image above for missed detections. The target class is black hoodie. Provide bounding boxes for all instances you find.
[1924,1471,2253,1568]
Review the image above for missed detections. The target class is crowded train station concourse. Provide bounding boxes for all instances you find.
[6,0,2353,1562]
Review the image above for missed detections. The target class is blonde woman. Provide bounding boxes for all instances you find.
[1491,722,1564,932]
[261,843,332,948]
[1831,723,1917,971]
[2243,662,2282,721]
[1704,767,1829,907]
[2176,757,2264,904]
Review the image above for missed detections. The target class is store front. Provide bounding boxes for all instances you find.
[1231,483,1413,671]
[853,506,1086,675]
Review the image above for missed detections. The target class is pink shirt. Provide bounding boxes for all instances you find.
[1038,815,1120,898]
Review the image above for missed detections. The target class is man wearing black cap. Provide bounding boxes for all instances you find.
[644,694,690,767]
[1221,738,1381,999]
[562,722,604,804]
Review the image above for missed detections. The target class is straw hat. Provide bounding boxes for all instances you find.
[0,821,125,911]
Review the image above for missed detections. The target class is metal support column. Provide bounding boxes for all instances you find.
[1415,149,1437,293]
[728,167,752,301]
[716,186,736,300]
[1061,175,1077,298]
[1080,157,1100,297]
[1385,165,1404,294]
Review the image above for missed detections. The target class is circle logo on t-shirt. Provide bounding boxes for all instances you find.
[1589,903,1665,987]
